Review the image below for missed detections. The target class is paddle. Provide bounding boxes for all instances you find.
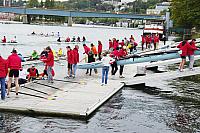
[54,79,87,85]
[10,91,55,100]
[21,85,51,96]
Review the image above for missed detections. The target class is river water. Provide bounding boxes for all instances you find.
[0,24,200,133]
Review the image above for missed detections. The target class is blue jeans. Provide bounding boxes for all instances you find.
[73,64,77,76]
[0,78,6,100]
[47,66,53,82]
[102,66,109,84]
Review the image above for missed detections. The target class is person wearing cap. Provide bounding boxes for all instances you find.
[0,55,8,100]
[42,46,54,83]
[7,49,22,96]
[66,46,74,78]
[27,65,39,81]
[188,39,198,70]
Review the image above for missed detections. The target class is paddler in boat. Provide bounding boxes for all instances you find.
[58,48,63,57]
[1,36,6,43]
[72,36,76,42]
[57,37,61,42]
[65,37,70,42]
[82,36,86,42]
[11,36,17,43]
[31,50,39,60]
[77,36,81,42]
[27,65,39,81]
[31,31,36,35]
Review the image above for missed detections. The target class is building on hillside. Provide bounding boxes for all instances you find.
[146,2,170,15]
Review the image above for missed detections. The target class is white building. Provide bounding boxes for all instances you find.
[146,2,170,15]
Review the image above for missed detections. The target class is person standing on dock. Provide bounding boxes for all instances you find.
[141,35,146,51]
[110,48,119,78]
[153,34,160,50]
[98,41,103,60]
[73,45,79,78]
[109,39,113,50]
[42,46,54,83]
[188,39,198,70]
[66,46,74,78]
[0,55,8,100]
[91,43,98,74]
[118,46,127,78]
[101,52,115,86]
[177,41,197,72]
[7,49,22,96]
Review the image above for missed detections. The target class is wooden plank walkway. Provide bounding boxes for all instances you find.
[1,55,200,119]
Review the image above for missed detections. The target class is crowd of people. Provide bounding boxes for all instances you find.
[0,33,199,100]
[141,34,160,51]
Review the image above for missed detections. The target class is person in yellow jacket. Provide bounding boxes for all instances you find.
[58,48,63,57]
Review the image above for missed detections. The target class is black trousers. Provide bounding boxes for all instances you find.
[119,65,124,76]
[111,62,118,75]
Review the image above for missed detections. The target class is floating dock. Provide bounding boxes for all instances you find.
[1,58,200,119]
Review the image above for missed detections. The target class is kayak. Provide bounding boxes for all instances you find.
[49,41,91,45]
[77,49,200,69]
[0,42,18,45]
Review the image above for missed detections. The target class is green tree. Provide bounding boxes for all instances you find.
[27,0,39,8]
[171,0,200,29]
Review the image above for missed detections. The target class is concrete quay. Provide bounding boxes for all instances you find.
[0,57,200,119]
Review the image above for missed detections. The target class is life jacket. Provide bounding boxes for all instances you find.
[29,68,37,77]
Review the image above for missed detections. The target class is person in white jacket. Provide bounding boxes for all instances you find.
[101,52,115,86]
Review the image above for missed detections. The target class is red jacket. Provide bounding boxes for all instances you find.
[73,48,79,64]
[98,44,102,54]
[119,41,125,47]
[110,49,119,59]
[188,41,198,55]
[177,41,197,56]
[113,41,119,50]
[83,45,90,55]
[0,57,8,78]
[44,50,54,67]
[67,50,74,64]
[154,35,159,43]
[7,53,21,70]
[142,36,146,43]
[109,41,113,49]
[119,49,127,58]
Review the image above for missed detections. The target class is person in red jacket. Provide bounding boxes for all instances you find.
[72,45,79,78]
[0,55,8,100]
[2,36,6,43]
[118,46,127,78]
[177,40,197,72]
[109,39,113,50]
[66,46,74,78]
[42,46,54,83]
[110,48,119,78]
[141,35,146,51]
[7,49,22,96]
[98,41,103,60]
[188,39,198,70]
[83,44,90,55]
[27,65,39,81]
